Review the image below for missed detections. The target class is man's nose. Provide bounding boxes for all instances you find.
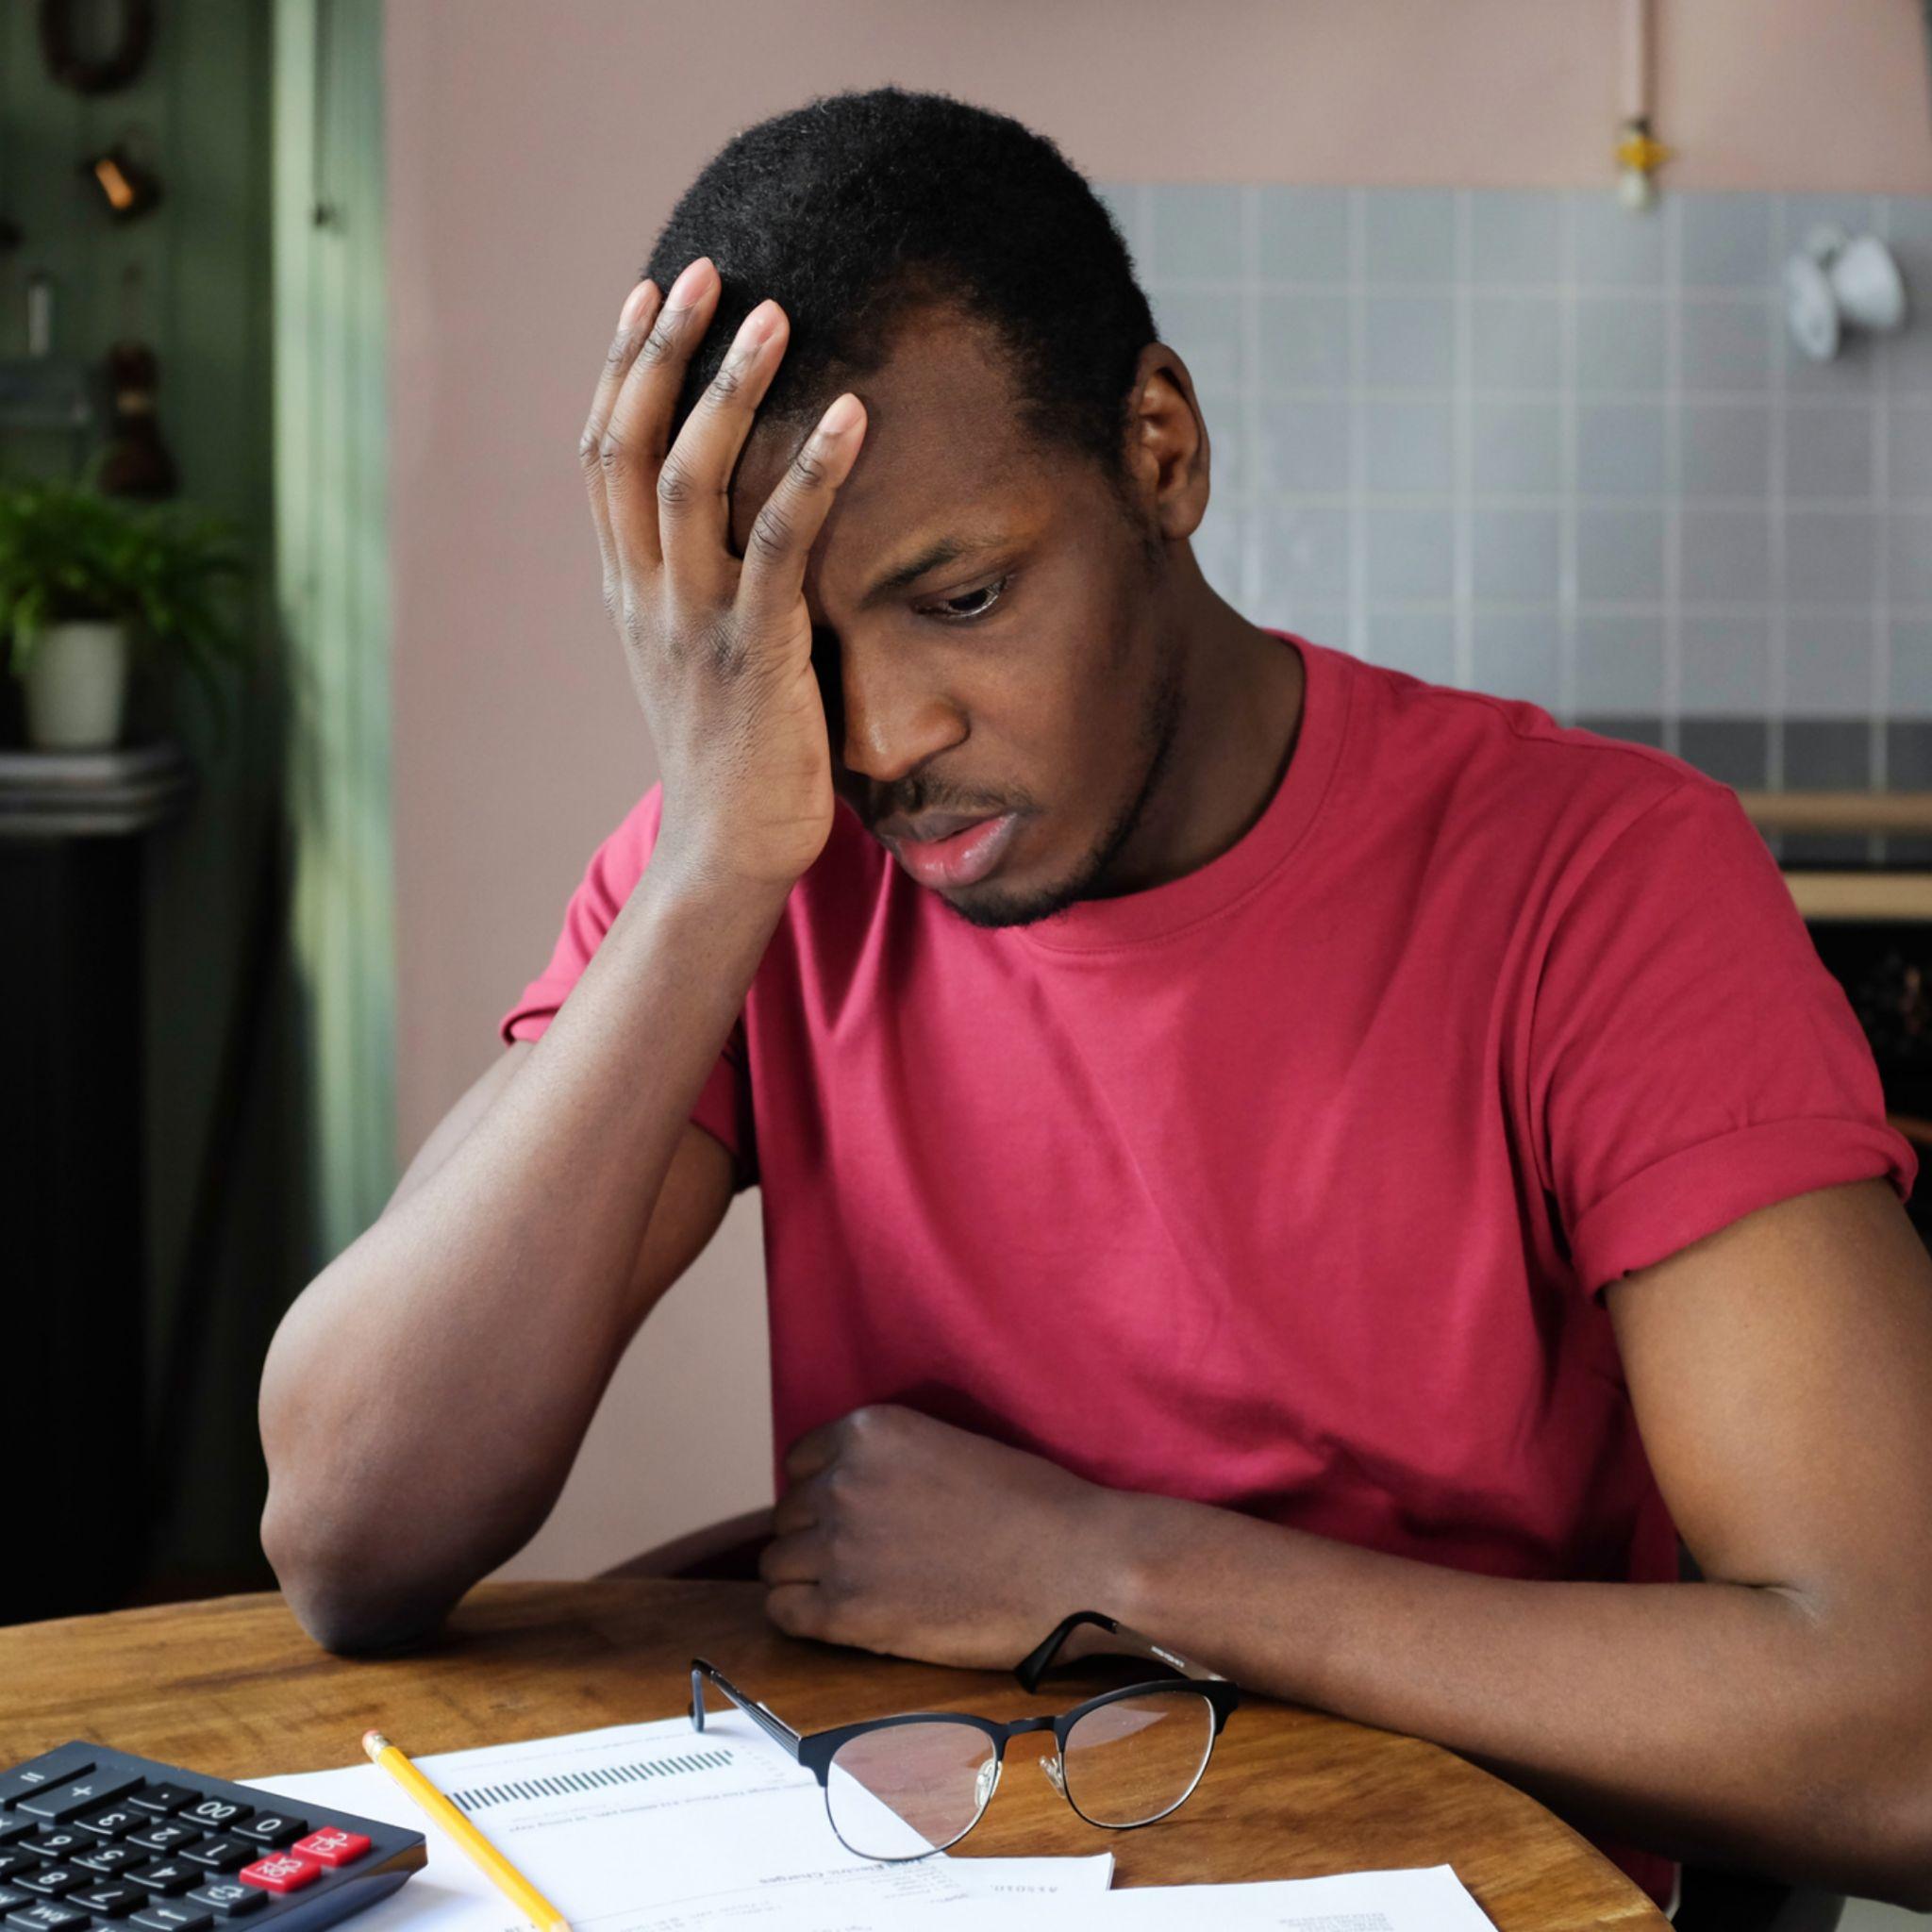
[824,641,964,785]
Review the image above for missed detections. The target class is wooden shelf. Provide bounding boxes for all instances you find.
[1720,792,1932,920]
[1781,871,1932,922]
[1738,790,1932,835]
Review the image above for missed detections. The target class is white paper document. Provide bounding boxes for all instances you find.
[928,1865,1496,1928]
[245,1714,1113,1931]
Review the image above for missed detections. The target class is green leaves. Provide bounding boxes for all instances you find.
[0,476,255,742]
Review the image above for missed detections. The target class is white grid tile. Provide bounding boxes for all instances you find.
[1452,192,1474,688]
[1117,181,1932,751]
[1662,192,1684,751]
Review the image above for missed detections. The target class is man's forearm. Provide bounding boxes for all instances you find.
[1101,1489,1932,1906]
[758,1252,1932,1907]
[259,858,786,1647]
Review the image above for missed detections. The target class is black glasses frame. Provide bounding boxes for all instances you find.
[690,1608,1241,1860]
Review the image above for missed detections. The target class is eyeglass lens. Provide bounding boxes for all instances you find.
[824,1720,999,1860]
[1060,1688,1217,1828]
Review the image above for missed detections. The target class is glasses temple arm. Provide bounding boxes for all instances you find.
[690,1658,804,1757]
[1014,1610,1228,1691]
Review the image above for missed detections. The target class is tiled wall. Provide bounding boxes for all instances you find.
[1097,181,1932,831]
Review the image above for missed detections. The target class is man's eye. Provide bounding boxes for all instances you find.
[920,573,1011,624]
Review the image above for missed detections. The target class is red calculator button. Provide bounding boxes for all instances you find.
[290,1832,369,1869]
[238,1854,322,1893]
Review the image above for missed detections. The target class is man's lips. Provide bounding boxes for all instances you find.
[874,810,997,844]
[875,810,1022,889]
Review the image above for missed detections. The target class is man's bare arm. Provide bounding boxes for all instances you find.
[1112,1180,1932,1904]
[1158,1174,1932,1901]
[258,256,870,1655]
[258,871,771,1654]
[758,1178,1932,1907]
[383,1038,533,1213]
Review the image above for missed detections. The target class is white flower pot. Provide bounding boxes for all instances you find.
[18,620,132,750]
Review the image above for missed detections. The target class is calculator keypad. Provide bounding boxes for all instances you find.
[8,1899,93,1932]
[125,1866,195,1900]
[3,1748,418,1932]
[216,1825,295,1859]
[119,1797,190,1824]
[25,1837,88,1866]
[182,1890,262,1922]
[0,1753,97,1810]
[120,1835,191,1865]
[276,1842,358,1877]
[12,1871,82,1901]
[68,1884,142,1919]
[72,1815,142,1845]
[229,1861,313,1900]
[67,1851,139,1881]
[128,1906,209,1932]
[169,1815,242,1845]
[173,1849,241,1879]
[16,1784,141,1831]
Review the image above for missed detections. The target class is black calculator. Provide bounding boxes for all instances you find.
[0,1745,425,1932]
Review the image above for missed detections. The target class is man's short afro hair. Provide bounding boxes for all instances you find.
[641,86,1158,486]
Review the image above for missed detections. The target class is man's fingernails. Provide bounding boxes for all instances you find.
[620,279,654,328]
[667,256,712,308]
[740,300,779,347]
[817,393,862,437]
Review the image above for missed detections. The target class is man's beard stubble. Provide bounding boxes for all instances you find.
[934,636,1187,932]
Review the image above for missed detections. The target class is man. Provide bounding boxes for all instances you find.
[258,87,1932,1912]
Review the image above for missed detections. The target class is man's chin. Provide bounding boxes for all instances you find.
[924,855,1101,931]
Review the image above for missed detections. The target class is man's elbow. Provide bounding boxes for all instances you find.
[260,1490,456,1657]
[1795,1690,1932,1911]
[1850,1631,1932,1910]
[1866,1753,1932,1914]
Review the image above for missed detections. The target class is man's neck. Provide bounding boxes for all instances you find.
[1096,590,1306,896]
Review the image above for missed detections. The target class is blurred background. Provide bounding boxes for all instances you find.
[7,15,1932,1909]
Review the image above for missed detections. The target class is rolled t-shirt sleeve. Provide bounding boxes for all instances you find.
[1528,775,1914,1297]
[498,781,757,1189]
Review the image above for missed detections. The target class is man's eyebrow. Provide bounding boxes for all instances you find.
[859,533,1011,608]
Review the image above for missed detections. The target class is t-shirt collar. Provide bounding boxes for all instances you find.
[1012,628,1352,955]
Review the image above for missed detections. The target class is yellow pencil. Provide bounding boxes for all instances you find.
[361,1729,570,1932]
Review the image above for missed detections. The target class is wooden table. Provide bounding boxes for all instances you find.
[0,1581,1668,1928]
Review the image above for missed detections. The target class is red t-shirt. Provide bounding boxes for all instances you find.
[501,630,1914,1907]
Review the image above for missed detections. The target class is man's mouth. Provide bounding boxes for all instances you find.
[875,810,1023,889]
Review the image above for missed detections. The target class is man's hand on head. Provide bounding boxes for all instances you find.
[759,1404,1132,1669]
[581,257,866,897]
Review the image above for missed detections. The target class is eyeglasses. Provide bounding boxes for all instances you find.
[690,1608,1240,1862]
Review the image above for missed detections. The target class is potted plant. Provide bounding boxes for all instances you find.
[0,475,252,752]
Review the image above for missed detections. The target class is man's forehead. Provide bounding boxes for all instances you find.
[726,305,1043,570]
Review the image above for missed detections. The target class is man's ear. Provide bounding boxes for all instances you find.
[1121,343,1212,545]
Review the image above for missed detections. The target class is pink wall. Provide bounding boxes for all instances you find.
[384,0,1932,1580]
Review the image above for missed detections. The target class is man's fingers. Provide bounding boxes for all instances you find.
[579,277,661,595]
[763,1583,829,1642]
[781,1417,848,1483]
[580,260,863,654]
[600,256,721,575]
[769,1480,822,1539]
[658,298,789,588]
[736,392,868,627]
[758,1528,824,1588]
